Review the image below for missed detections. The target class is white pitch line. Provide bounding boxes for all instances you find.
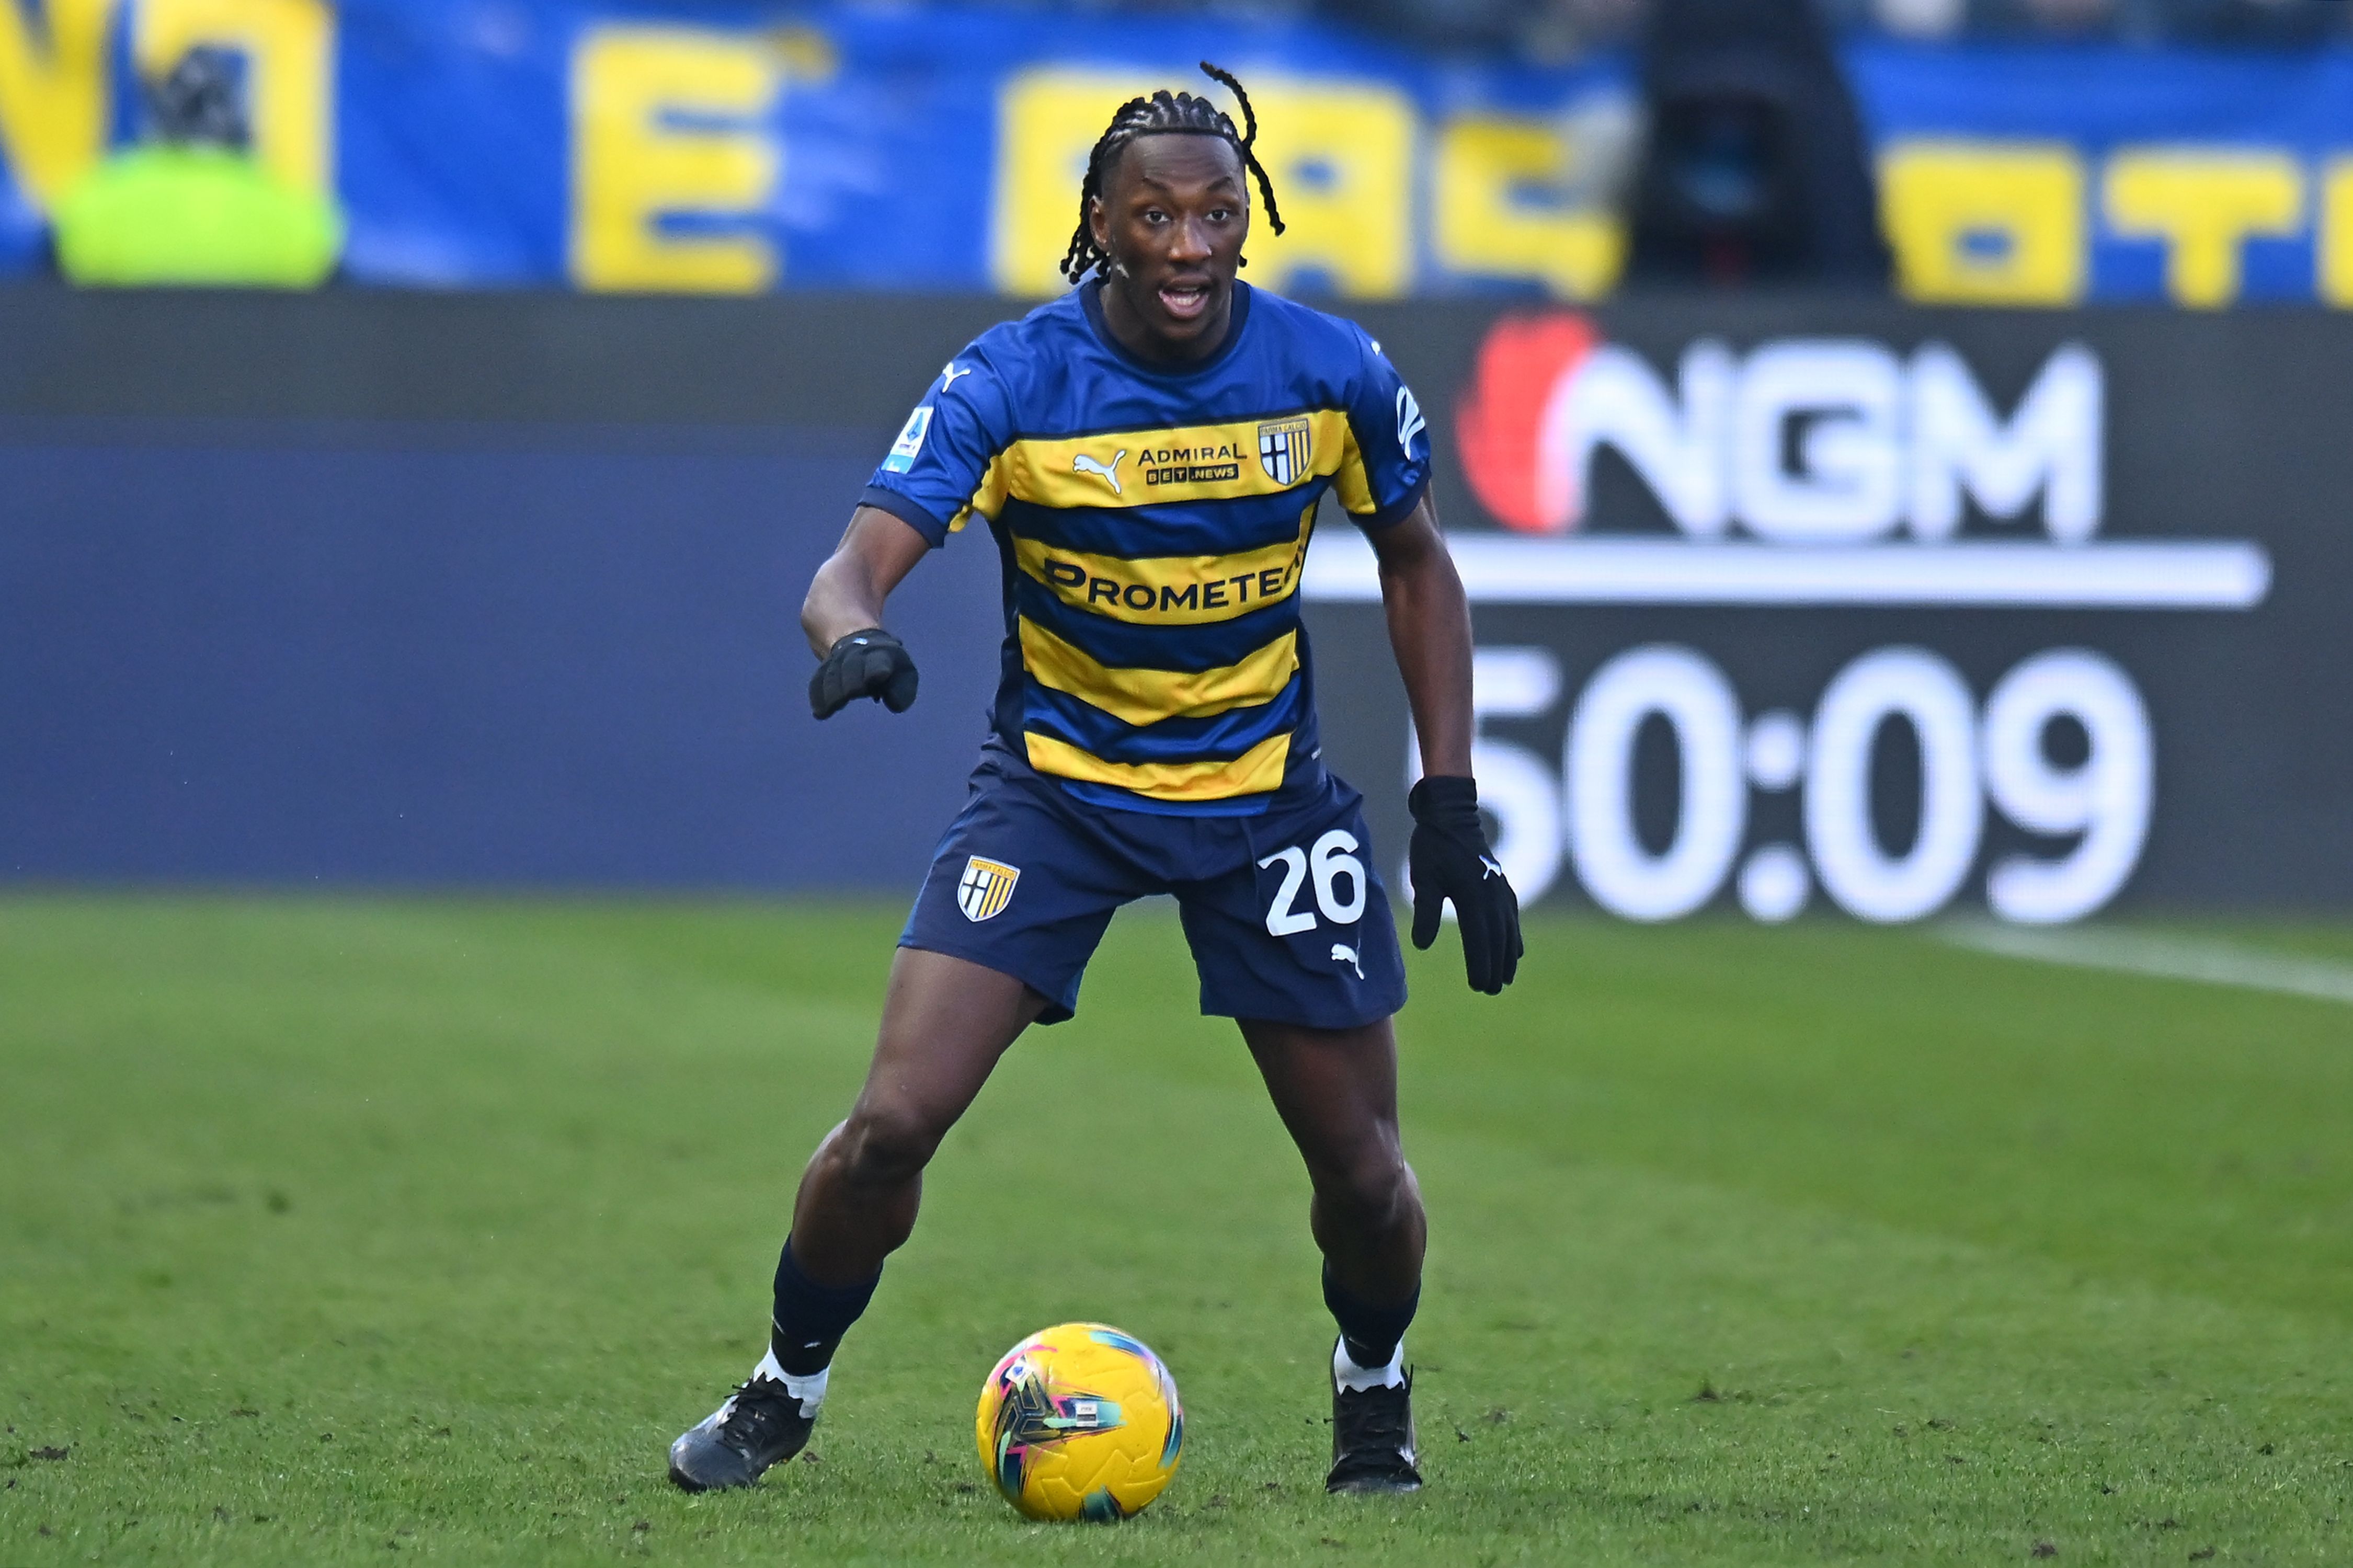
[1937,922,2353,1007]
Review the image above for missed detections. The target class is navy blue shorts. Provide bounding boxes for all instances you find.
[900,746,1408,1029]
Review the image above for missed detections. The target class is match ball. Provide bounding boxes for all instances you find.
[975,1322,1182,1521]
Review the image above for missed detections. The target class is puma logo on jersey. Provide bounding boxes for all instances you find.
[1330,943,1363,979]
[940,363,973,393]
[1073,450,1127,496]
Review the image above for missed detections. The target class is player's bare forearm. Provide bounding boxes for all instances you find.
[1367,496,1474,780]
[801,505,933,656]
[1376,496,1522,993]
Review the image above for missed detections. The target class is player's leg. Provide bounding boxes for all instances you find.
[1238,1015,1424,1318]
[671,750,1131,1491]
[786,948,1049,1297]
[1174,773,1422,1491]
[669,949,1046,1492]
[1240,1015,1427,1492]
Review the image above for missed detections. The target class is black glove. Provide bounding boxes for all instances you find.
[1407,775,1523,995]
[809,627,919,719]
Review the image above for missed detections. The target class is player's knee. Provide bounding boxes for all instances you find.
[1321,1147,1414,1229]
[838,1100,943,1186]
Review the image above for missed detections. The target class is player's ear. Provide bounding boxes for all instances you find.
[1087,192,1110,256]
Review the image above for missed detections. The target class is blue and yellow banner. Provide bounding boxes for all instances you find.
[2,1,2350,304]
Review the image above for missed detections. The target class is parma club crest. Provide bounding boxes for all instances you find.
[957,856,1020,922]
[1257,415,1310,487]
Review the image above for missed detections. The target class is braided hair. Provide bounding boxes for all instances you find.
[1058,61,1286,284]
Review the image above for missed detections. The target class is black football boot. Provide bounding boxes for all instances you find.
[1326,1348,1423,1494]
[667,1372,817,1492]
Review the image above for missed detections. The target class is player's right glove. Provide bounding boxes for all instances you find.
[808,627,919,719]
[1407,775,1523,995]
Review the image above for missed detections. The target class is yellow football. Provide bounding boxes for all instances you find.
[974,1322,1183,1521]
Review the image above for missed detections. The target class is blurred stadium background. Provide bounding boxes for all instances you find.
[5,1,2352,1563]
[4,0,2352,911]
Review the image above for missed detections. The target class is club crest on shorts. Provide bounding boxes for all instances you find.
[1257,415,1310,487]
[956,856,1020,922]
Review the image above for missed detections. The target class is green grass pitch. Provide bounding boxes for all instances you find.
[3,896,2348,1564]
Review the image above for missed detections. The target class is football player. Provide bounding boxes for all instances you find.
[669,64,1521,1499]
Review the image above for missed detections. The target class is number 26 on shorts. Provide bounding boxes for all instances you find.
[1258,830,1367,935]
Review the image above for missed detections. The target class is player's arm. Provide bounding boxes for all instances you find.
[801,505,932,718]
[1366,495,1472,780]
[814,340,1006,718]
[1365,494,1523,994]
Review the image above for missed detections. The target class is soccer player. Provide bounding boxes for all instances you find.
[668,65,1521,1500]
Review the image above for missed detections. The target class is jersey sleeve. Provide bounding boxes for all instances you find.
[1333,327,1432,531]
[858,351,1013,548]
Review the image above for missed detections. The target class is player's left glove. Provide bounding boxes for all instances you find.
[809,627,919,719]
[1407,775,1523,995]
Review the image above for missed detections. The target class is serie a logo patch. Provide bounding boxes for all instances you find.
[1257,415,1310,486]
[956,856,1020,922]
[882,405,932,474]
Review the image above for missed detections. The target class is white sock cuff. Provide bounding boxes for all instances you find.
[753,1348,830,1416]
[1333,1336,1406,1392]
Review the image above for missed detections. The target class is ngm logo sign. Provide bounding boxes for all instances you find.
[1455,312,2099,546]
[1299,311,2270,610]
[1303,314,2277,926]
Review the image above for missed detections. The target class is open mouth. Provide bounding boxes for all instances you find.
[1157,279,1213,322]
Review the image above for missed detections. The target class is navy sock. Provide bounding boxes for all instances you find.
[1322,1264,1420,1369]
[770,1238,882,1376]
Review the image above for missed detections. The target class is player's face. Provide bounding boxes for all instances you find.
[1089,134,1250,361]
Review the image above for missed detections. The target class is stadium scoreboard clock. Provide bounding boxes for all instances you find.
[1304,307,2306,924]
[1367,639,2161,925]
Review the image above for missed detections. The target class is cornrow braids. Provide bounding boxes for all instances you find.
[1058,61,1286,285]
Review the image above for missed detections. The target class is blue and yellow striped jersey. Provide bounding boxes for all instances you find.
[860,280,1430,817]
